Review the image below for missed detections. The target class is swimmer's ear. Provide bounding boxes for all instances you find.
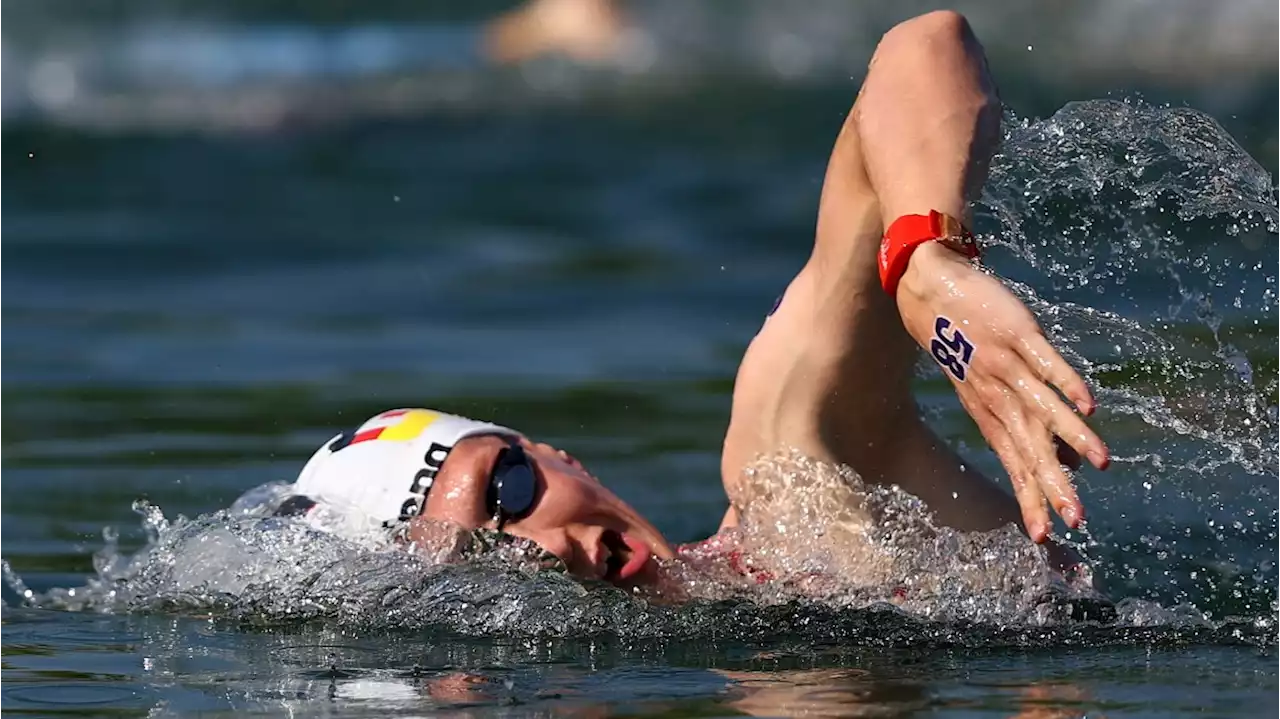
[1053,438,1082,471]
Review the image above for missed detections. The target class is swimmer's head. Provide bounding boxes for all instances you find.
[293,408,674,586]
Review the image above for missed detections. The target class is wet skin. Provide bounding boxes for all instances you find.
[407,434,675,585]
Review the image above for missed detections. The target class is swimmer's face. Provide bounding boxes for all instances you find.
[409,434,675,586]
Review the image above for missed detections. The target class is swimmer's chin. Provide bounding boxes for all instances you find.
[601,558,692,605]
[606,551,661,589]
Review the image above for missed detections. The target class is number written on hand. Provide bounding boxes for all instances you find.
[930,316,975,382]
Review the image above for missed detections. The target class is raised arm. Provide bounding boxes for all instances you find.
[722,11,1108,547]
[848,11,1110,541]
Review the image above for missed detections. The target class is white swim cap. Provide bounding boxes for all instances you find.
[292,408,519,530]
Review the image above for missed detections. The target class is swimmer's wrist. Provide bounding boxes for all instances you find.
[879,211,980,298]
[897,240,967,304]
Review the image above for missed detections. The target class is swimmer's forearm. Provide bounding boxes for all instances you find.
[853,11,1001,228]
[892,421,1021,532]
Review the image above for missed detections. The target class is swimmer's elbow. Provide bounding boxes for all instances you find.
[866,10,997,102]
[872,11,980,68]
[858,10,1001,147]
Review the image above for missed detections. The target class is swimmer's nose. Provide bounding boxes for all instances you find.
[581,527,611,580]
[612,502,675,560]
[545,525,615,581]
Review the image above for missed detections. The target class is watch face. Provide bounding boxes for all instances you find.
[939,235,980,259]
[931,212,980,259]
[935,211,968,237]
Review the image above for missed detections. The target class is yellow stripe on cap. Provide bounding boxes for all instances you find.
[378,409,438,441]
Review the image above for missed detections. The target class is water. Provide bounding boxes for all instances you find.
[3,2,1277,716]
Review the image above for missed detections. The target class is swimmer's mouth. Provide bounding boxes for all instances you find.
[602,529,651,584]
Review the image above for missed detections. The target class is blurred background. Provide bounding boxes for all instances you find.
[3,0,1277,562]
[3,5,1277,715]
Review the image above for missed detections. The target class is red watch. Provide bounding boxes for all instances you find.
[877,210,981,296]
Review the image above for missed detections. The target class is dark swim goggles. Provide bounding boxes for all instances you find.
[485,440,539,531]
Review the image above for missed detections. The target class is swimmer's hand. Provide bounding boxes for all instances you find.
[896,242,1110,543]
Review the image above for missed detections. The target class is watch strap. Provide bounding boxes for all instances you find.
[877,210,980,296]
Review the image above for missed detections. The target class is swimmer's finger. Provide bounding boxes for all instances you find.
[993,375,1084,529]
[1015,332,1096,417]
[980,382,1051,542]
[993,425,1050,543]
[1015,371,1109,472]
[958,387,1015,475]
[1021,414,1084,531]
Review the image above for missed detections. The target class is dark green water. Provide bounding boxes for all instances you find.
[3,3,1278,716]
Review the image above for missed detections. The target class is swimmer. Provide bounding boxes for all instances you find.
[482,0,628,65]
[279,11,1109,587]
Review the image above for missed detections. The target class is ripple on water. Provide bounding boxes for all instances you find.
[2,684,149,707]
[2,451,1273,648]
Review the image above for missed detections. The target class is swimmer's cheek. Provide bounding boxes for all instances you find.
[503,526,587,577]
[401,517,474,561]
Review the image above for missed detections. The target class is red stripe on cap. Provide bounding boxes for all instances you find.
[349,427,385,445]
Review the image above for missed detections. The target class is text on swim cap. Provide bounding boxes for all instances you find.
[397,442,452,523]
